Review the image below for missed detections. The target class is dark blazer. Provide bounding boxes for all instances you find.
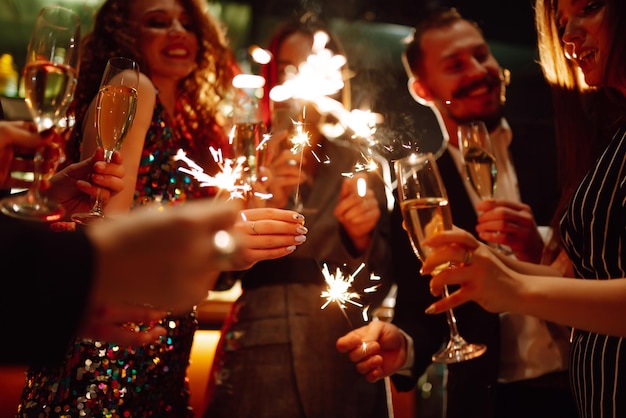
[0,99,94,366]
[390,149,501,418]
[390,116,561,418]
[0,215,95,365]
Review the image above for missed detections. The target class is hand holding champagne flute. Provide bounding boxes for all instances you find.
[395,152,486,363]
[72,57,139,225]
[0,5,80,222]
[457,120,496,200]
[458,121,511,253]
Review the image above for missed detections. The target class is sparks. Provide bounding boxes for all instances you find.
[269,30,346,107]
[320,263,383,326]
[320,262,364,310]
[174,148,251,200]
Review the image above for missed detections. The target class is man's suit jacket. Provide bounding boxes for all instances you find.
[0,215,95,365]
[390,149,501,418]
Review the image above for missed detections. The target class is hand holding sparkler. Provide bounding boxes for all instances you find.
[336,321,410,383]
[264,144,308,209]
[334,175,381,252]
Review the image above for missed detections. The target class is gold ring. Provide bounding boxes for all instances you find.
[463,249,473,265]
[251,221,258,235]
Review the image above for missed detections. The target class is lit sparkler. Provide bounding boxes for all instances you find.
[174,147,251,200]
[320,262,381,327]
[269,30,346,107]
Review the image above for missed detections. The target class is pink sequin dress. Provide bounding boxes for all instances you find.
[17,97,222,418]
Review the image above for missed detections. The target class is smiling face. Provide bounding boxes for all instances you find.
[129,0,199,86]
[412,19,504,130]
[557,0,609,88]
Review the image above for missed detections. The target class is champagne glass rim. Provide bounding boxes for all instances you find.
[395,151,434,160]
[37,4,81,24]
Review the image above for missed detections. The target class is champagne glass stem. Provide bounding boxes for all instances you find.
[443,286,461,339]
[27,146,46,204]
[87,152,114,216]
[89,189,104,216]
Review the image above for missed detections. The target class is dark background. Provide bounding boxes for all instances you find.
[230,0,548,159]
[245,0,538,46]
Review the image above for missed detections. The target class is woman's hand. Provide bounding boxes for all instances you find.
[46,147,125,218]
[262,131,307,208]
[0,121,44,189]
[77,304,168,346]
[420,228,518,314]
[229,207,308,270]
[334,174,380,252]
[475,199,545,263]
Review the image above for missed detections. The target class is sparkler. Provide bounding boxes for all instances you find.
[251,33,391,330]
[269,30,346,108]
[174,147,252,200]
[320,262,381,327]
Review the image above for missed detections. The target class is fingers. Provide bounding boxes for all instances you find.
[87,199,243,310]
[82,324,167,346]
[78,304,169,345]
[240,207,305,225]
[424,286,468,315]
[475,200,536,238]
[232,209,308,269]
[72,149,125,201]
[0,120,43,149]
[334,177,379,228]
[475,199,531,213]
[336,326,386,382]
[91,164,125,195]
[422,229,479,249]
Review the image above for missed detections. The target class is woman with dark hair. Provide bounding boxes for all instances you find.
[204,14,393,418]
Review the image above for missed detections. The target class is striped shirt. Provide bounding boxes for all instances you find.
[560,124,626,418]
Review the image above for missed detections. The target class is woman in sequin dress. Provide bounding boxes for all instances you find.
[16,0,308,417]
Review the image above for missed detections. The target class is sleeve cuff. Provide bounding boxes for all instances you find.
[395,328,415,377]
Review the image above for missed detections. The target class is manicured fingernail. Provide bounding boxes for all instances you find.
[286,245,296,252]
[425,305,436,314]
[293,213,305,222]
[295,235,306,243]
[297,226,308,234]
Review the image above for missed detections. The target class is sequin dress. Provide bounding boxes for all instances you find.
[17,97,220,418]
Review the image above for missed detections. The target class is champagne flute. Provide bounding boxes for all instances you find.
[0,5,80,222]
[457,121,510,253]
[457,120,496,200]
[71,57,139,225]
[395,152,487,363]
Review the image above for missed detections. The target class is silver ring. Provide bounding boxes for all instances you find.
[251,221,259,235]
[463,249,473,266]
